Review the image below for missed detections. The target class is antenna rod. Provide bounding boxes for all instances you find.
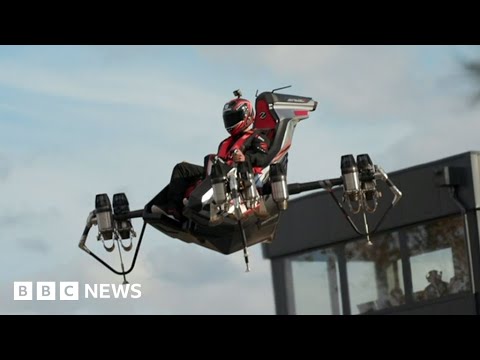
[272,85,292,93]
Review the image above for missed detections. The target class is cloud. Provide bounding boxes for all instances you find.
[16,237,51,254]
[0,56,224,119]
[0,153,10,181]
[139,244,275,315]
[379,106,480,171]
[145,244,239,286]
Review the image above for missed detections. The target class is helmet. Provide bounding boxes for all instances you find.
[426,270,442,282]
[222,98,255,136]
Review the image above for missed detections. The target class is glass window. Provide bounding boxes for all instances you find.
[406,216,470,302]
[345,232,404,314]
[290,248,342,315]
[285,215,471,315]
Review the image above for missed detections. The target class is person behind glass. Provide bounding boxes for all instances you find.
[389,286,405,306]
[424,270,449,300]
[162,95,270,221]
[448,268,469,294]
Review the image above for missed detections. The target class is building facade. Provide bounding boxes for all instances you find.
[262,151,480,315]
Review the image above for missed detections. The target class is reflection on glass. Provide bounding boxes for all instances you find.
[346,232,404,314]
[291,248,342,315]
[406,216,470,302]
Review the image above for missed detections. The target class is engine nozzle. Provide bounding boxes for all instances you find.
[341,155,360,201]
[237,162,259,208]
[357,154,379,212]
[357,154,375,182]
[113,193,133,240]
[95,193,114,240]
[270,163,289,210]
[211,160,228,206]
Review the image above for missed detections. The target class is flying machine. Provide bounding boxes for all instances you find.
[78,86,403,284]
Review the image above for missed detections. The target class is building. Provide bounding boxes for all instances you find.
[262,151,480,315]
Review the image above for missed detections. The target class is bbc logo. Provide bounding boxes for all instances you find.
[14,282,79,301]
[14,281,142,300]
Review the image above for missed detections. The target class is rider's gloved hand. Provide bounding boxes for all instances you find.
[232,149,245,163]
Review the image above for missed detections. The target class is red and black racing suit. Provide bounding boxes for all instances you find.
[165,130,270,219]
